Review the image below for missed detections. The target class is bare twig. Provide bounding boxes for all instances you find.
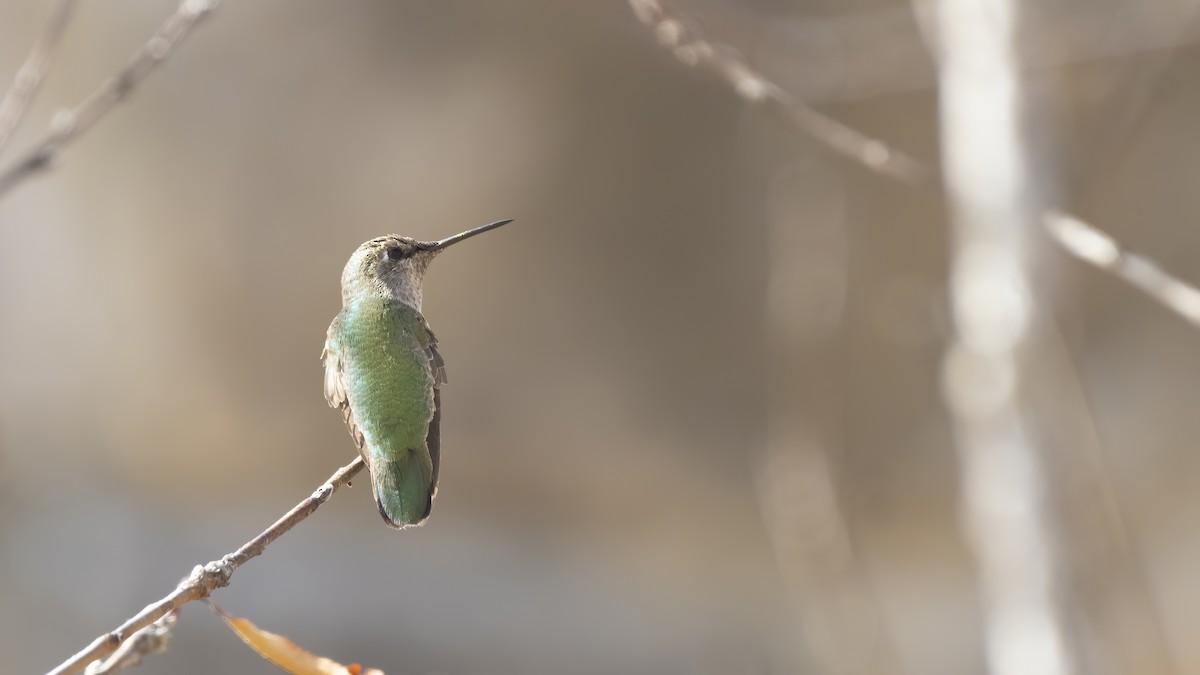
[625,0,1200,333]
[0,0,217,198]
[83,612,177,675]
[47,456,366,675]
[0,0,79,154]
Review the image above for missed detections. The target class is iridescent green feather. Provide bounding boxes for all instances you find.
[323,298,443,528]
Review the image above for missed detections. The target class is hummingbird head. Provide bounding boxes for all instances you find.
[340,219,512,309]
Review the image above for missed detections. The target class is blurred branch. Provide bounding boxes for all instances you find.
[1046,211,1200,327]
[625,0,1200,332]
[0,0,217,198]
[628,0,933,187]
[629,0,930,186]
[47,456,366,675]
[0,0,78,154]
[935,1,1073,673]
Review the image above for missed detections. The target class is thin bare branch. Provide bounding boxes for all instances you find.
[0,0,217,198]
[47,456,366,675]
[83,612,177,675]
[626,0,1200,334]
[0,0,79,154]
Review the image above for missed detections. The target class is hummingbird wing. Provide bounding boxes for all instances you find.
[321,313,365,453]
[419,321,445,496]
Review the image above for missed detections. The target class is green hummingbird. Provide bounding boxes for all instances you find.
[322,219,511,529]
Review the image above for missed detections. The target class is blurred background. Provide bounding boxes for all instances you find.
[2,1,1200,673]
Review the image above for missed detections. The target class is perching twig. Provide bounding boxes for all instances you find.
[47,456,366,675]
[83,612,177,675]
[0,0,79,154]
[626,0,1200,332]
[0,0,217,198]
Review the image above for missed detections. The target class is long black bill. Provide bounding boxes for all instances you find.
[429,218,513,251]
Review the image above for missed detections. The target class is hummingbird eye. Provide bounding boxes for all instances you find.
[385,247,407,261]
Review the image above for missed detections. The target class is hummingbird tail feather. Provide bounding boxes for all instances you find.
[370,449,434,529]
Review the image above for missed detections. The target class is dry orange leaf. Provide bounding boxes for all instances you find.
[212,605,384,675]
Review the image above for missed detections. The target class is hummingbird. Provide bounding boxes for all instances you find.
[322,219,511,529]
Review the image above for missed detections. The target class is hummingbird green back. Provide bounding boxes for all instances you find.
[325,297,443,527]
[322,220,509,529]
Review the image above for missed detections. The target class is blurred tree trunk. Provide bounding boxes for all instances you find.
[932,1,1075,673]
